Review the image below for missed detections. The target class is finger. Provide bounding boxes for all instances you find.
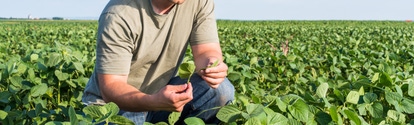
[202,79,220,89]
[174,106,185,112]
[173,83,193,101]
[205,63,227,73]
[169,100,187,112]
[210,84,220,89]
[167,84,188,93]
[185,82,193,94]
[184,82,193,100]
[201,75,224,88]
[202,71,227,78]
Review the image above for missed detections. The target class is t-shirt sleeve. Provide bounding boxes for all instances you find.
[95,13,134,75]
[189,0,220,45]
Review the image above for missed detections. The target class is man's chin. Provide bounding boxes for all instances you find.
[170,0,185,4]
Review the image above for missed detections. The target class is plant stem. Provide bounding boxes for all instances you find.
[187,71,194,83]
[58,81,61,104]
[195,106,222,117]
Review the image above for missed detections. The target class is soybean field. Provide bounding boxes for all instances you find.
[1,20,414,125]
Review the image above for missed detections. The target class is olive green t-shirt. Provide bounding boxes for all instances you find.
[83,0,219,101]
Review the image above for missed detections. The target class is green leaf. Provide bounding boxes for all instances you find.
[83,105,105,118]
[5,62,15,76]
[246,46,257,53]
[28,68,35,80]
[106,102,120,116]
[400,99,414,114]
[30,54,39,62]
[363,92,377,104]
[346,91,360,104]
[409,82,414,97]
[30,83,48,97]
[108,115,135,125]
[66,80,77,88]
[46,53,62,67]
[287,99,309,122]
[37,62,48,71]
[184,117,205,125]
[93,102,120,124]
[72,62,85,74]
[358,86,365,95]
[385,92,402,106]
[246,104,264,118]
[10,76,23,88]
[322,97,331,107]
[55,70,69,81]
[276,97,287,112]
[241,112,250,119]
[0,91,11,103]
[178,61,195,79]
[289,63,297,69]
[287,118,303,125]
[367,102,383,118]
[333,88,345,103]
[0,110,7,120]
[143,122,155,125]
[68,107,78,125]
[263,107,288,125]
[168,112,181,125]
[313,111,331,125]
[236,94,250,106]
[8,83,21,94]
[35,103,43,116]
[16,63,27,75]
[331,66,341,74]
[152,122,168,125]
[249,57,258,66]
[209,60,220,68]
[216,105,242,123]
[45,121,71,125]
[378,72,393,87]
[287,55,296,61]
[387,110,406,122]
[254,112,267,125]
[371,73,379,83]
[357,104,367,116]
[395,85,403,97]
[329,106,339,123]
[227,72,241,81]
[244,117,261,125]
[343,109,361,125]
[316,82,329,98]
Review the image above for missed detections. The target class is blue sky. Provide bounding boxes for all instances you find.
[1,0,413,20]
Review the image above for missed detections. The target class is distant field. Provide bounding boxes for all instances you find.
[1,20,414,124]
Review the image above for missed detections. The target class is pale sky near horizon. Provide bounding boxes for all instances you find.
[1,0,413,20]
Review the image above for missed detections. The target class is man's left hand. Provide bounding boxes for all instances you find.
[198,59,228,89]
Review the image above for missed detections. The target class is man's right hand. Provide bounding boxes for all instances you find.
[150,83,193,112]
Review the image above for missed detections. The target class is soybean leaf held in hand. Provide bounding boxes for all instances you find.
[178,61,196,81]
[201,60,220,70]
[178,60,220,83]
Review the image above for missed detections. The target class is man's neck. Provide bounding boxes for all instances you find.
[151,0,175,14]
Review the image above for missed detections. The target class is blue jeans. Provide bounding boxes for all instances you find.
[121,74,235,125]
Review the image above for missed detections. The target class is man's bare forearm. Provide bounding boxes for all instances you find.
[98,74,156,112]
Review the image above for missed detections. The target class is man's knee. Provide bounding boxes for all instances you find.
[216,78,235,105]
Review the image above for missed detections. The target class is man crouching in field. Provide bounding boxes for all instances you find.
[81,0,234,124]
